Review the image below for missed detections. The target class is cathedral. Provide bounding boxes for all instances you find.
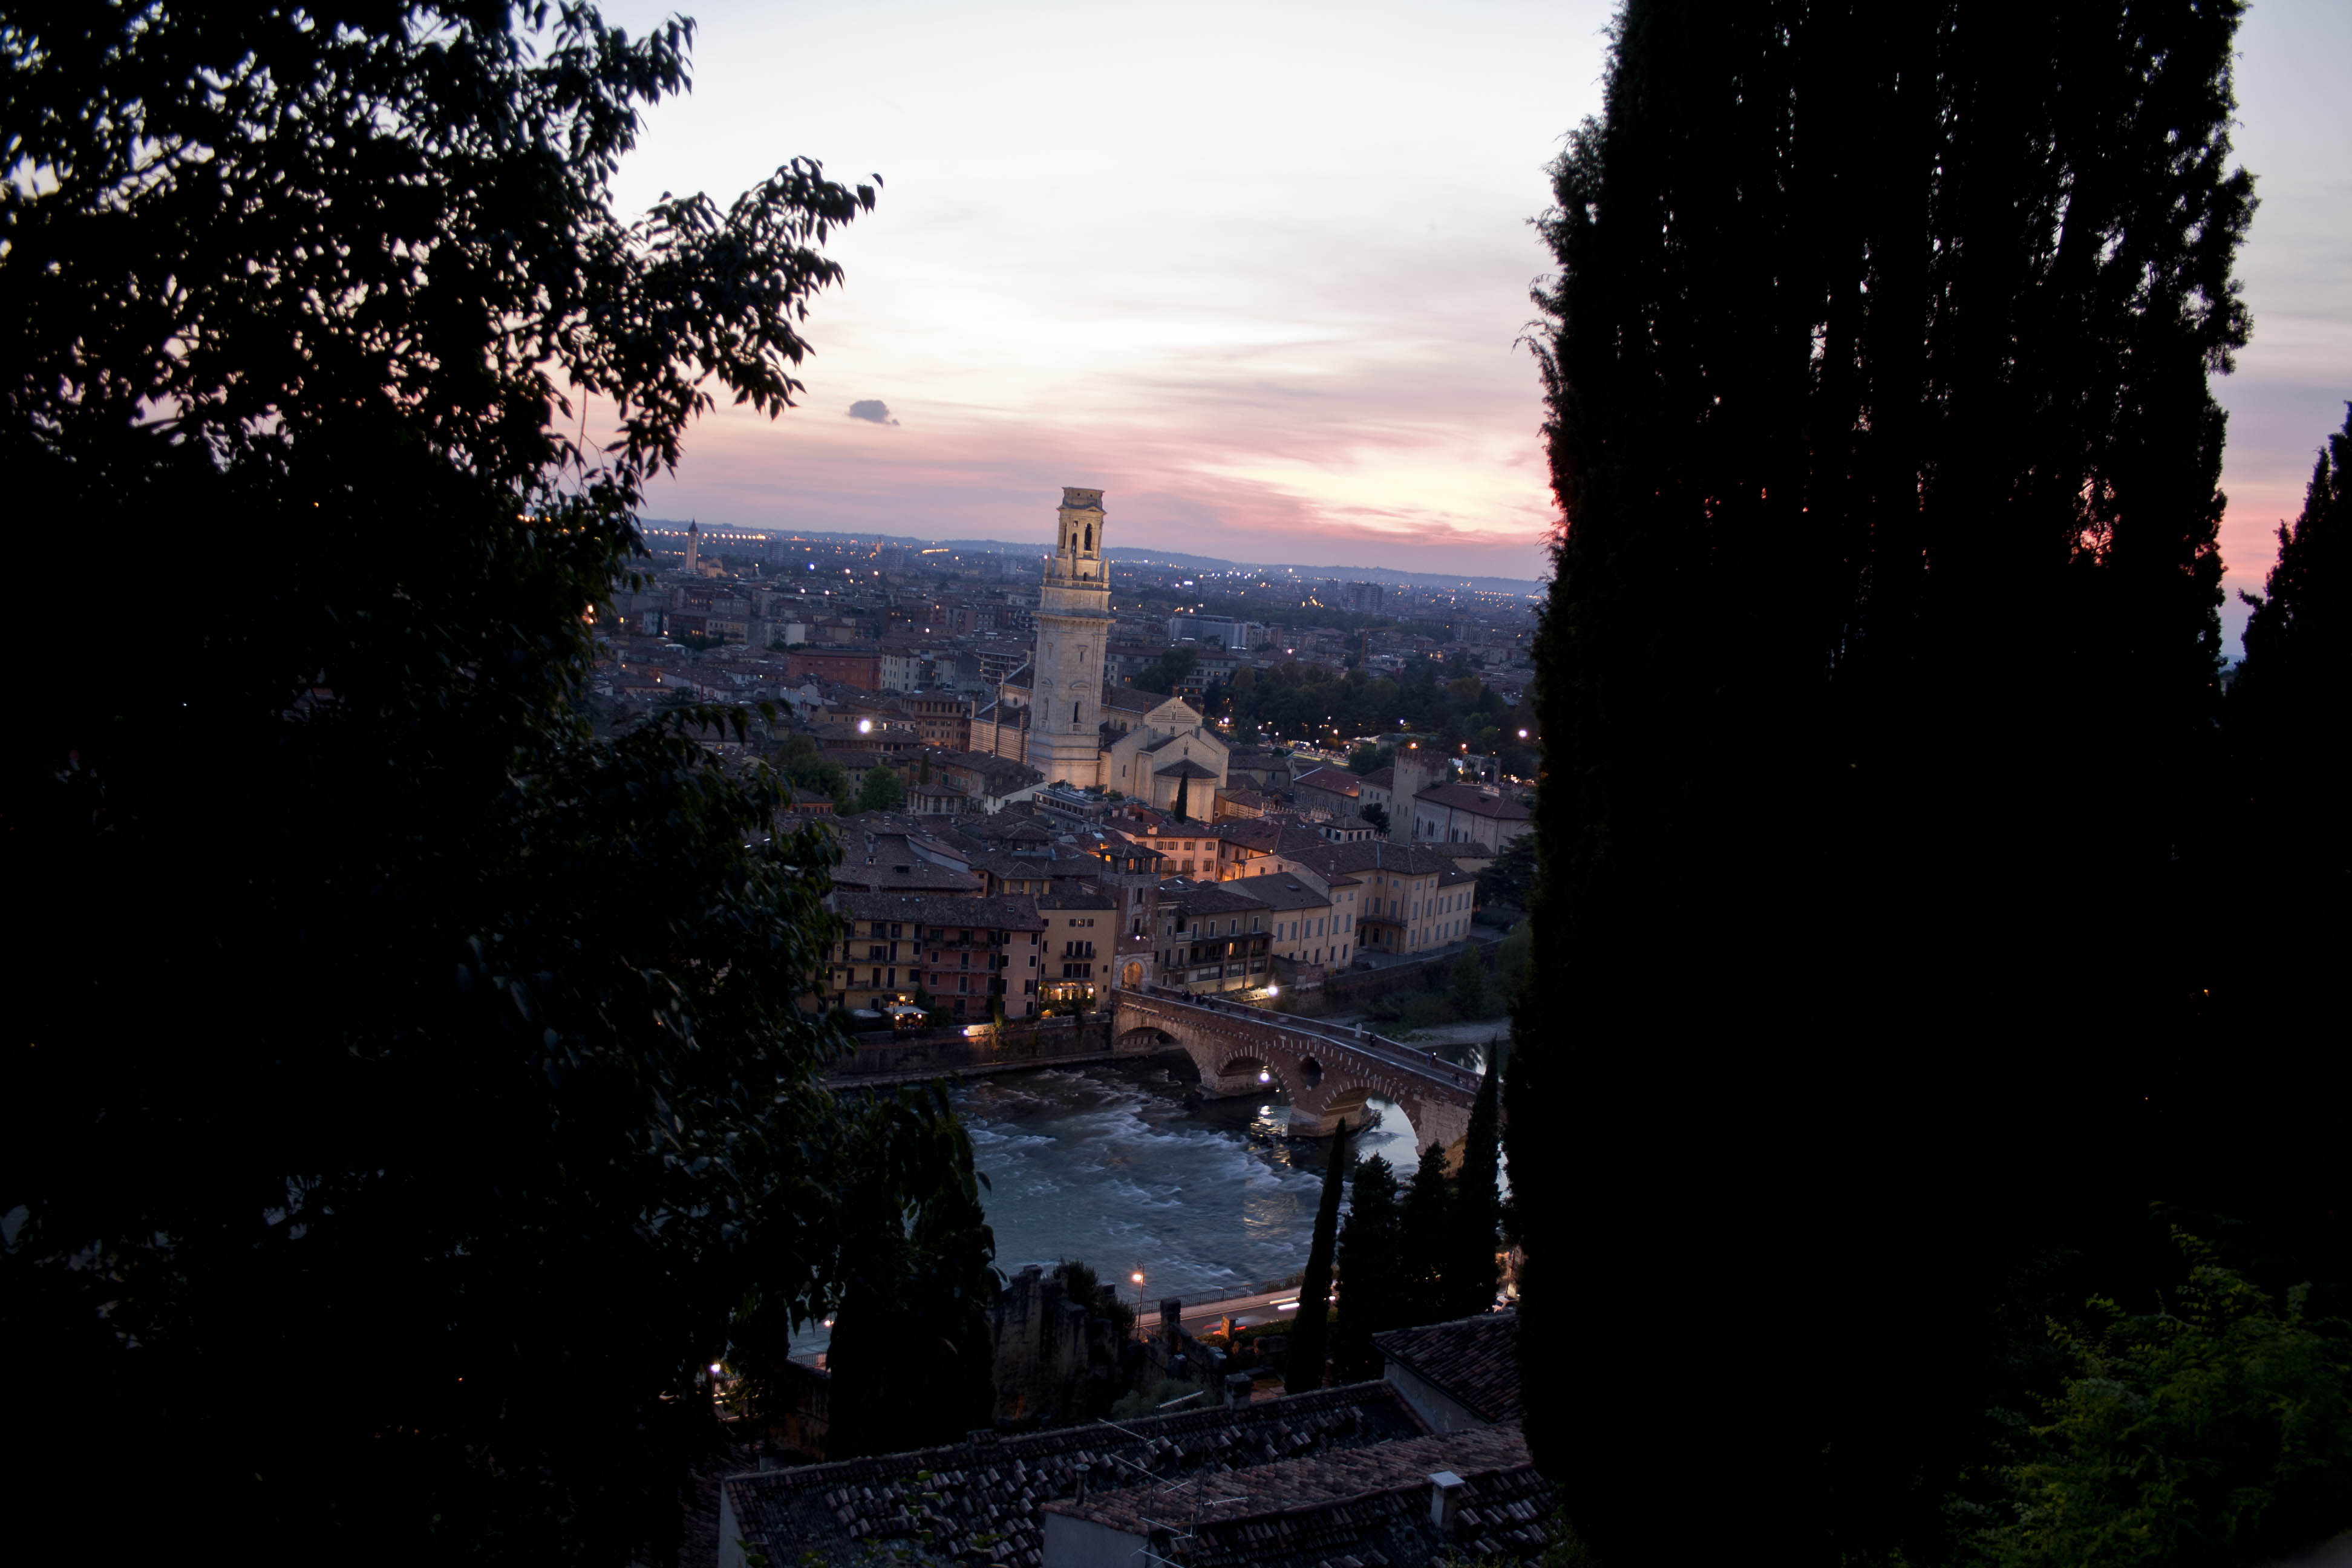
[973,488,1230,811]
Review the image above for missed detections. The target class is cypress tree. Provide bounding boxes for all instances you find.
[1396,1142,1453,1328]
[1330,1154,1406,1383]
[1439,1047,1504,1320]
[2230,406,2350,897]
[1512,2,2279,1562]
[822,1088,1001,1456]
[1284,1112,1353,1394]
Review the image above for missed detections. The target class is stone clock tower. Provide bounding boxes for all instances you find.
[1029,486,1114,785]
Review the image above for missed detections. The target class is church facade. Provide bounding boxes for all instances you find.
[973,487,1229,812]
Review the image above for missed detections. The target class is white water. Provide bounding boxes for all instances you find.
[792,1060,1429,1352]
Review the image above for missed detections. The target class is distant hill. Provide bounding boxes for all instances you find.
[638,521,1547,598]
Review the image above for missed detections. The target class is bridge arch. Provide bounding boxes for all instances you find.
[1109,989,1479,1154]
[1207,1052,1282,1097]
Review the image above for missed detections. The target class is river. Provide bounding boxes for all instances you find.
[793,1057,1434,1353]
[967,1058,1431,1303]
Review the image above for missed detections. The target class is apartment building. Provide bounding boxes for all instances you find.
[825,891,1045,1021]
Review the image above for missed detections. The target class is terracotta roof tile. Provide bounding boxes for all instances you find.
[720,1381,1427,1568]
[1050,1422,1553,1568]
[1370,1312,1521,1424]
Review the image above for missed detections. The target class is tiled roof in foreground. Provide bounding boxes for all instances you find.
[721,1381,1423,1568]
[1371,1311,1521,1424]
[1048,1421,1552,1568]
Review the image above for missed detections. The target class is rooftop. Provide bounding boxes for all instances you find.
[1371,1312,1522,1426]
[1224,872,1337,911]
[1413,783,1531,820]
[1043,1422,1549,1568]
[720,1381,1426,1568]
[829,890,1045,931]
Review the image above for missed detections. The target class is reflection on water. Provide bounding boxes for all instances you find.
[792,1060,1428,1354]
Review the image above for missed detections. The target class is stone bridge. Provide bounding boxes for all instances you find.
[1110,987,1481,1156]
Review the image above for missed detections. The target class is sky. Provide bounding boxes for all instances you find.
[599,0,2350,622]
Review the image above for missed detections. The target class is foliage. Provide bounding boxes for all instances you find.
[855,761,907,814]
[1137,644,1199,696]
[1509,2,2276,1562]
[1331,1154,1406,1382]
[1970,1240,2352,1568]
[1053,1258,1135,1340]
[1449,946,1491,1019]
[780,731,853,806]
[1213,658,1523,755]
[1110,1374,1210,1422]
[1349,743,1392,774]
[1360,802,1393,834]
[1370,988,1459,1033]
[1440,1047,1504,1320]
[1397,1142,1454,1330]
[1285,1112,1353,1394]
[1491,920,1532,999]
[2228,405,2349,897]
[1159,592,1394,636]
[0,2,924,1560]
[1477,841,1538,910]
[820,1086,1001,1458]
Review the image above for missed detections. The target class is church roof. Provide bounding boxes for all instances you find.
[1102,683,1167,714]
[1155,757,1218,780]
[1001,662,1033,690]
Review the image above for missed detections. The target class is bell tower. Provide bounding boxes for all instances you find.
[1030,487,1114,785]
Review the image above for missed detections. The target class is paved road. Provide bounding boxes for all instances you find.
[1147,1283,1336,1339]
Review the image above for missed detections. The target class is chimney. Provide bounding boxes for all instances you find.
[1224,1372,1253,1410]
[1428,1471,1466,1530]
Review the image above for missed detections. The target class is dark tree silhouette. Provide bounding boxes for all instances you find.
[0,5,984,1562]
[1396,1142,1454,1330]
[1330,1154,1406,1382]
[2231,406,2349,895]
[1284,1112,1354,1394]
[1439,1048,1504,1320]
[1503,4,2336,1566]
[822,1088,1001,1457]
